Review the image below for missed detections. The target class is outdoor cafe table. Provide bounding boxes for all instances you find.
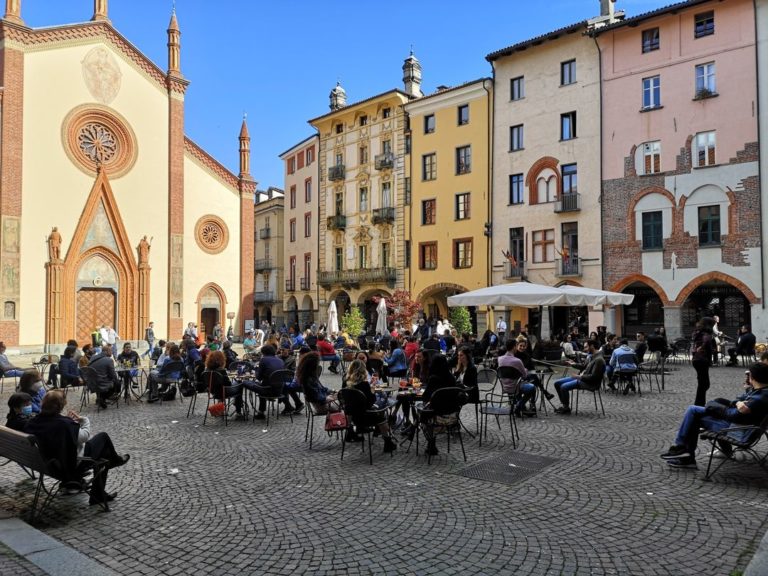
[115,365,144,402]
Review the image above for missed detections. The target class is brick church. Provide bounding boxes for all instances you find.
[0,0,255,349]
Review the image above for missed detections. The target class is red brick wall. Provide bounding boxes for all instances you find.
[167,90,184,339]
[239,184,255,333]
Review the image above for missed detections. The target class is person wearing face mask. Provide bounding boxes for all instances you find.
[5,392,34,431]
[18,370,46,414]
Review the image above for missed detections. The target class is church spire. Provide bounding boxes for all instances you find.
[239,115,251,179]
[3,0,23,24]
[92,0,108,21]
[167,6,181,76]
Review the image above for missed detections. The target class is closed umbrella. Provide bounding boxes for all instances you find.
[376,298,388,335]
[328,301,339,335]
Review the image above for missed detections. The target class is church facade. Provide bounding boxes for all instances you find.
[0,1,255,349]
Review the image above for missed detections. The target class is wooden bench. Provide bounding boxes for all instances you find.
[0,426,108,521]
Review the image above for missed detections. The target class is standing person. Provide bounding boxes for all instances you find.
[635,332,648,364]
[141,321,155,361]
[99,325,109,347]
[691,318,716,406]
[213,322,223,343]
[496,316,507,344]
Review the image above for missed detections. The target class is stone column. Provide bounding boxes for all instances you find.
[540,306,551,340]
[44,260,63,351]
[138,262,150,335]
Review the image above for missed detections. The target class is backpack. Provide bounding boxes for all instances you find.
[160,385,177,401]
[179,379,196,398]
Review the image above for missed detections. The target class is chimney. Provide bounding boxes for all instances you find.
[600,0,615,18]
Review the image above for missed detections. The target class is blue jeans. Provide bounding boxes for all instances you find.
[674,405,735,452]
[141,340,154,358]
[2,369,24,378]
[554,377,580,407]
[515,382,536,411]
[321,354,340,369]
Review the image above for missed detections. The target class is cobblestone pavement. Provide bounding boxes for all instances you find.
[0,360,766,575]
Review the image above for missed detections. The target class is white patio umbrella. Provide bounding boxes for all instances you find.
[447,282,567,308]
[376,298,388,335]
[557,285,635,307]
[327,300,339,335]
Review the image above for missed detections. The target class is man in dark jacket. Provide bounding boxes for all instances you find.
[662,362,768,468]
[554,340,606,415]
[242,345,290,419]
[88,344,120,408]
[727,325,757,366]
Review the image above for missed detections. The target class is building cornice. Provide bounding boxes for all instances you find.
[308,89,411,126]
[278,133,319,159]
[403,79,490,115]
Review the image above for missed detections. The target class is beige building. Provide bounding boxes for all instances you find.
[0,2,255,349]
[254,188,285,328]
[487,14,613,337]
[279,135,319,329]
[310,55,422,329]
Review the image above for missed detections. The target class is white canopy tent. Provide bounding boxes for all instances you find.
[446,282,634,308]
[557,285,634,307]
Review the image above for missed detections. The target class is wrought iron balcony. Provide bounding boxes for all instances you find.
[254,291,275,303]
[372,207,395,225]
[554,193,581,213]
[556,258,581,277]
[503,261,525,279]
[285,279,295,292]
[374,153,394,170]
[254,258,273,271]
[328,165,345,181]
[327,214,347,230]
[300,277,310,291]
[259,227,271,239]
[318,267,397,288]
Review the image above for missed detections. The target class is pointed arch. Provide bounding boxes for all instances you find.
[59,169,141,343]
[610,274,672,306]
[526,156,560,205]
[674,272,760,306]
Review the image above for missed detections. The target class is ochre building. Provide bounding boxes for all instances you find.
[0,1,255,349]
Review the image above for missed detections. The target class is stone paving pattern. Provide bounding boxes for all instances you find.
[0,358,766,575]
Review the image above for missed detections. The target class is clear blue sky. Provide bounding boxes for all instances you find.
[25,0,669,190]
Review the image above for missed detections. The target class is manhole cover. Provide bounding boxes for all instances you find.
[455,451,560,486]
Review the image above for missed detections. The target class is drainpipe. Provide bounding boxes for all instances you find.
[753,0,766,319]
[592,31,608,329]
[483,68,495,335]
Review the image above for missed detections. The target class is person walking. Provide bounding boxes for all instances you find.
[691,317,716,406]
[141,321,155,361]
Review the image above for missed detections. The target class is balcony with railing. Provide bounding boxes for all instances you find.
[556,258,581,277]
[300,277,310,291]
[254,291,275,303]
[374,153,394,170]
[254,258,273,271]
[328,165,345,181]
[318,267,397,288]
[372,207,395,225]
[503,260,525,279]
[259,227,271,239]
[327,214,347,230]
[554,193,581,213]
[285,279,296,292]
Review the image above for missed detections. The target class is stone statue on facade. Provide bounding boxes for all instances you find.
[138,235,151,265]
[47,227,62,261]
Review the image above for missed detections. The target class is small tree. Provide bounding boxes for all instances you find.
[449,306,473,336]
[341,306,366,336]
[373,290,422,330]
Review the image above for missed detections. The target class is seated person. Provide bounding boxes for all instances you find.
[383,340,408,382]
[305,331,318,350]
[344,359,396,452]
[6,392,34,431]
[299,352,338,415]
[242,345,300,417]
[553,340,605,415]
[278,342,297,372]
[243,331,258,355]
[403,336,420,366]
[727,325,756,366]
[357,332,369,351]
[420,355,461,456]
[422,333,442,352]
[150,339,166,365]
[222,340,239,369]
[19,370,46,414]
[608,339,638,392]
[24,391,129,506]
[79,344,94,369]
[0,341,25,378]
[88,344,121,409]
[635,332,648,364]
[561,335,577,361]
[514,339,554,404]
[661,362,768,468]
[452,346,478,405]
[146,344,183,403]
[497,339,535,416]
[203,350,244,419]
[184,338,202,368]
[58,345,83,388]
[292,331,305,350]
[316,334,340,374]
[116,342,140,391]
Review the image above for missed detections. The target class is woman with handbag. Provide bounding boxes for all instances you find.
[345,360,396,452]
[298,352,339,415]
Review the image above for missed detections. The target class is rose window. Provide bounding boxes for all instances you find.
[195,216,229,254]
[78,123,118,164]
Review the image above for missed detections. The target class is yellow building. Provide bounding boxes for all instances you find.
[310,55,422,329]
[403,79,492,328]
[253,188,284,328]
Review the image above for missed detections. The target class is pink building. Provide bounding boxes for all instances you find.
[594,0,762,341]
